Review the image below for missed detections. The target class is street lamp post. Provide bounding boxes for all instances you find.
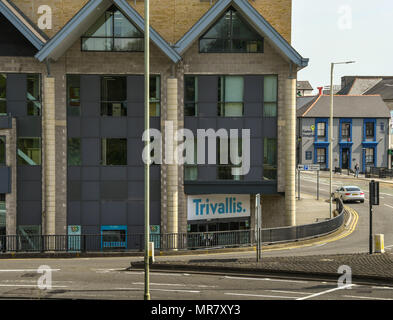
[144,0,150,301]
[329,61,355,218]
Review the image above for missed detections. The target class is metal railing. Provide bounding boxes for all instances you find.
[0,200,346,253]
[366,167,393,179]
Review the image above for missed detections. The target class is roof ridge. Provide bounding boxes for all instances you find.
[301,95,321,117]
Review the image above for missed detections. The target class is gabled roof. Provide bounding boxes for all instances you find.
[35,0,181,63]
[297,81,313,91]
[297,95,390,118]
[0,0,48,50]
[296,95,317,110]
[174,0,308,69]
[363,78,393,100]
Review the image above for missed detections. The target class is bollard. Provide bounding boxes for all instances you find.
[374,234,385,253]
[149,241,155,264]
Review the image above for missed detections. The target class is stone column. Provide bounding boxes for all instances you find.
[166,78,179,243]
[284,77,296,226]
[5,118,17,236]
[43,77,56,235]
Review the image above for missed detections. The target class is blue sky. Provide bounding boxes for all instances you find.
[292,0,393,92]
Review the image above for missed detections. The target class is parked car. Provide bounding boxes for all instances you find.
[334,186,365,203]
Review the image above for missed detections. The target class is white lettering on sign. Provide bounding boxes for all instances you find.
[187,195,250,221]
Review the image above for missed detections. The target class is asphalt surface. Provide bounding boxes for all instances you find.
[0,257,392,300]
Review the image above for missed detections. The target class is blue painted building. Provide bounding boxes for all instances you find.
[297,94,390,173]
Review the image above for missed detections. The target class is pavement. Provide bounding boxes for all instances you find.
[131,251,393,285]
[296,193,330,225]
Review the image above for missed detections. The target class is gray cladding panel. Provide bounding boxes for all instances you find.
[81,202,100,225]
[17,181,41,201]
[101,181,128,200]
[80,75,100,102]
[82,181,100,201]
[6,73,26,101]
[7,101,27,117]
[17,166,42,181]
[244,103,263,117]
[127,201,144,225]
[17,201,41,225]
[245,167,263,181]
[82,138,100,166]
[198,103,217,117]
[101,118,127,137]
[100,167,127,180]
[127,103,144,117]
[0,167,10,193]
[82,167,100,181]
[262,118,277,137]
[198,76,217,103]
[127,76,144,103]
[101,202,127,225]
[244,76,263,103]
[17,117,41,136]
[81,118,99,137]
[67,117,81,137]
[244,118,262,138]
[82,102,100,117]
[67,202,81,225]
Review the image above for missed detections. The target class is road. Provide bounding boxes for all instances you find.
[0,257,392,300]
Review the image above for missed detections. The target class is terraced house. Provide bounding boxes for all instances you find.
[0,0,308,249]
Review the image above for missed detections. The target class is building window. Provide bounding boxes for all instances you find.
[0,136,5,165]
[316,148,326,164]
[81,5,144,52]
[217,138,242,180]
[199,7,263,53]
[101,138,127,165]
[264,76,277,117]
[67,75,80,116]
[218,76,244,117]
[365,122,375,140]
[17,138,41,165]
[263,138,277,180]
[184,76,198,116]
[27,74,41,116]
[365,148,375,165]
[305,151,312,161]
[184,140,198,181]
[341,122,351,140]
[317,122,326,139]
[68,138,81,166]
[0,74,6,115]
[150,75,161,117]
[101,76,127,116]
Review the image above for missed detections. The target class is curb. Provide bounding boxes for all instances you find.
[129,261,393,286]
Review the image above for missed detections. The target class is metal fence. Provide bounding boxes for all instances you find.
[0,200,345,253]
[366,167,393,179]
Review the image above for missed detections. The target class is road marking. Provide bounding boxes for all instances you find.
[385,244,393,248]
[132,282,186,287]
[224,292,299,299]
[343,295,393,300]
[384,204,393,209]
[0,269,60,272]
[0,284,67,288]
[125,271,184,277]
[268,290,310,295]
[380,193,393,197]
[224,276,308,284]
[150,288,200,293]
[296,284,355,300]
[372,286,393,290]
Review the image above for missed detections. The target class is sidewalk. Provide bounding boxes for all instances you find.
[131,252,393,284]
[296,193,330,225]
[303,169,393,185]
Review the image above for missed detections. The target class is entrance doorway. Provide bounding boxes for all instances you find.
[342,148,350,169]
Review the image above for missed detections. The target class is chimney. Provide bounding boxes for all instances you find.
[317,87,323,96]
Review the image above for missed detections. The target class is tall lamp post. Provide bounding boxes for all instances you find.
[329,61,355,218]
[144,0,150,301]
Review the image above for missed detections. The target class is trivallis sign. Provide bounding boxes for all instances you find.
[187,195,250,221]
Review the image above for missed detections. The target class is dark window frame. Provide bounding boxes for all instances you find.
[81,5,144,53]
[0,136,5,166]
[199,7,264,54]
[101,138,128,166]
[217,76,244,117]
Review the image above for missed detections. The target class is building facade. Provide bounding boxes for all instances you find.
[0,0,308,248]
[297,95,390,173]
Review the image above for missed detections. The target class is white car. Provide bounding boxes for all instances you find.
[334,186,365,203]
